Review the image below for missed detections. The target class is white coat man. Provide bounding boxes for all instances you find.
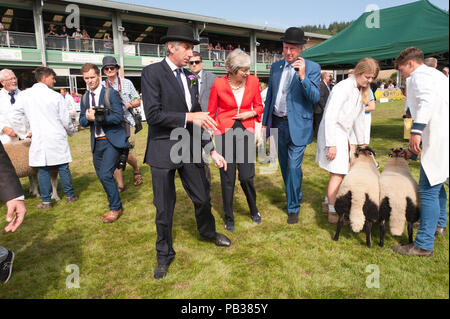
[0,69,29,144]
[60,87,79,131]
[10,67,78,209]
[393,47,449,257]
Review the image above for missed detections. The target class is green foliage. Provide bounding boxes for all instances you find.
[301,21,354,35]
[0,100,448,298]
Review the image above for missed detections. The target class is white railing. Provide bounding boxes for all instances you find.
[0,31,37,49]
[257,53,283,64]
[46,36,114,54]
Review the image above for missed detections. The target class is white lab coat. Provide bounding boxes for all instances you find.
[316,77,365,174]
[406,64,449,186]
[10,83,75,167]
[0,88,29,144]
[63,93,77,113]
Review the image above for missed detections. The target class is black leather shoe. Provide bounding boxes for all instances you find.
[251,212,261,224]
[287,213,299,224]
[214,233,232,247]
[154,263,169,280]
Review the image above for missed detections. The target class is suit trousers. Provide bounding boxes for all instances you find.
[313,112,323,139]
[92,139,122,211]
[272,115,306,214]
[151,163,217,265]
[215,121,258,224]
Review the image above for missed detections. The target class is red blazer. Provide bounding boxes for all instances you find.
[207,75,264,135]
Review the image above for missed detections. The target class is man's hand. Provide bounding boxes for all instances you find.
[187,112,218,131]
[402,148,413,160]
[86,107,95,121]
[2,126,17,138]
[233,111,256,121]
[26,132,32,138]
[4,200,27,233]
[409,134,422,155]
[210,150,227,171]
[326,146,337,161]
[293,57,306,81]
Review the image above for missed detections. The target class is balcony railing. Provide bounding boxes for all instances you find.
[46,36,114,54]
[257,53,284,64]
[0,31,37,49]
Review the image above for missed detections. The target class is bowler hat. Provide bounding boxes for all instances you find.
[102,56,119,69]
[280,27,307,45]
[160,24,200,45]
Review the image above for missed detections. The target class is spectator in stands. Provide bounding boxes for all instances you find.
[207,49,264,232]
[103,33,113,53]
[46,25,58,49]
[10,67,77,209]
[122,32,130,43]
[215,42,223,50]
[72,28,82,52]
[225,44,234,51]
[82,29,90,52]
[388,80,395,89]
[443,67,449,77]
[188,51,217,185]
[424,57,438,68]
[0,22,5,47]
[59,25,69,51]
[101,56,143,191]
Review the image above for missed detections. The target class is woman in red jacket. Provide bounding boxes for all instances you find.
[207,49,264,232]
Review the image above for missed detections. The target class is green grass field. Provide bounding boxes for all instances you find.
[0,100,448,299]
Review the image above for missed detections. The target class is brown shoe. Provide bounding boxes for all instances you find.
[392,243,434,257]
[66,195,78,203]
[102,209,122,223]
[322,202,329,215]
[37,202,52,210]
[328,212,339,224]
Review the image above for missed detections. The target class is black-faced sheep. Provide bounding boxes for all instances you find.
[333,146,380,248]
[3,139,59,201]
[379,147,420,247]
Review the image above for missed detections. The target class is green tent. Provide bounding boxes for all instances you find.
[303,0,449,69]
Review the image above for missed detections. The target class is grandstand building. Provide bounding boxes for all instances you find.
[0,0,330,93]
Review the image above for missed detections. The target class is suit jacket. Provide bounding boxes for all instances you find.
[0,141,24,203]
[79,86,128,153]
[141,59,212,169]
[199,70,217,112]
[314,80,330,114]
[262,58,321,146]
[207,75,264,135]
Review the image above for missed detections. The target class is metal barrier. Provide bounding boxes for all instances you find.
[257,53,283,64]
[0,31,37,49]
[46,36,114,54]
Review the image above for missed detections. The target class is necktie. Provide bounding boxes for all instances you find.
[176,68,186,97]
[91,92,101,135]
[278,64,293,114]
[8,92,15,105]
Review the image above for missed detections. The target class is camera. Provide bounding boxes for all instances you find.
[294,57,301,71]
[93,104,109,122]
[117,146,130,170]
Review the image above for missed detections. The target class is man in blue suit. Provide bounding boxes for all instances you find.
[79,63,128,223]
[262,27,321,224]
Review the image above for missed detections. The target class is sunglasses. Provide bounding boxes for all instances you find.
[104,66,117,71]
[189,60,202,65]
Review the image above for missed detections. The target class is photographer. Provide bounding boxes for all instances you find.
[79,63,129,223]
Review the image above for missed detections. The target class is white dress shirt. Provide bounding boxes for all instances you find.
[88,84,106,138]
[63,93,77,113]
[274,61,296,116]
[165,57,192,111]
[10,83,74,167]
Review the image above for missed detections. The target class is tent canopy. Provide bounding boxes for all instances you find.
[303,0,449,69]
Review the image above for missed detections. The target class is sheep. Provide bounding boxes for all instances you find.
[3,139,59,201]
[379,147,420,247]
[333,146,381,248]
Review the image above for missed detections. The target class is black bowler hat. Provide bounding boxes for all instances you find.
[160,24,200,45]
[102,56,119,70]
[280,27,307,45]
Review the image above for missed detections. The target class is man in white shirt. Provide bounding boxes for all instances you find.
[60,87,79,131]
[393,47,449,257]
[0,69,28,144]
[10,67,78,209]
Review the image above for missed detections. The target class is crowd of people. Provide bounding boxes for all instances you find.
[0,24,448,283]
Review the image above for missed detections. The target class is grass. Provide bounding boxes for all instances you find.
[0,100,448,299]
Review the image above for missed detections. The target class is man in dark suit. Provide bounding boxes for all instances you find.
[313,71,331,137]
[0,141,27,283]
[79,63,129,223]
[188,51,217,185]
[141,24,231,280]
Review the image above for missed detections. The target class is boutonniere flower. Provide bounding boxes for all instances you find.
[188,75,197,88]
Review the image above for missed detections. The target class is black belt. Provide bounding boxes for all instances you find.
[273,114,288,120]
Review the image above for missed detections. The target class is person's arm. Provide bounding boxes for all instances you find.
[293,59,321,104]
[206,80,219,120]
[9,94,28,139]
[364,90,376,112]
[261,66,274,127]
[78,95,90,128]
[58,95,75,136]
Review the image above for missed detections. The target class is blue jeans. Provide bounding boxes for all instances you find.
[0,246,8,263]
[414,166,448,251]
[38,163,75,203]
[272,115,306,214]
